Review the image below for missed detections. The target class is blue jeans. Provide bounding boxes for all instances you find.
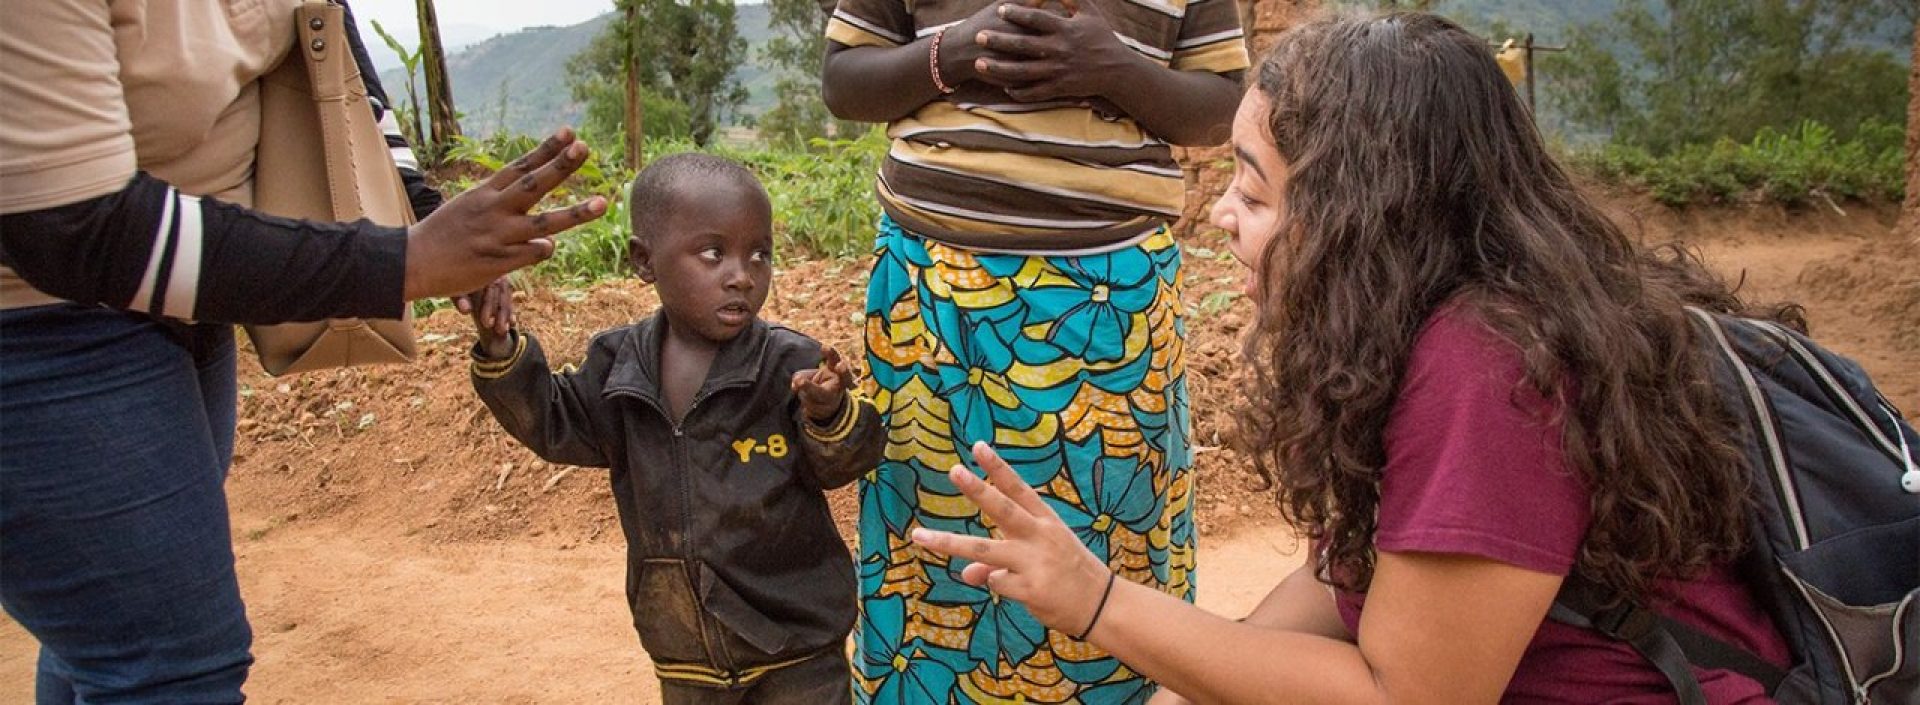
[1,304,250,704]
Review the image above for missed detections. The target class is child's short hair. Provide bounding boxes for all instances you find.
[626,153,767,247]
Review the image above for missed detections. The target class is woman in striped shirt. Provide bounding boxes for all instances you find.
[823,1,1246,701]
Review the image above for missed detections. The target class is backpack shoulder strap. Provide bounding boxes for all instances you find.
[1551,576,1788,699]
[1686,307,1813,550]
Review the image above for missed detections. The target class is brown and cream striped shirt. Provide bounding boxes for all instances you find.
[827,0,1248,252]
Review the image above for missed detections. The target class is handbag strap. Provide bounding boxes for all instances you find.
[294,0,366,222]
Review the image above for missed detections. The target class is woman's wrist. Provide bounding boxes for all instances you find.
[934,28,977,89]
[1071,553,1117,637]
[1074,571,1119,640]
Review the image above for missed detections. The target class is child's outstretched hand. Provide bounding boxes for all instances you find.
[463,276,515,359]
[792,347,855,424]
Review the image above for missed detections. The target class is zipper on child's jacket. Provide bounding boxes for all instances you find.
[606,379,756,555]
[607,378,757,674]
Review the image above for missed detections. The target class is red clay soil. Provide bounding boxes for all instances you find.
[219,238,1279,549]
[218,199,1919,552]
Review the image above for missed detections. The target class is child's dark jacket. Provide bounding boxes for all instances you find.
[471,313,882,681]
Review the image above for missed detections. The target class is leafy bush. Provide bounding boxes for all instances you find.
[728,130,887,260]
[1568,120,1905,208]
[434,127,888,287]
[444,132,539,173]
[537,190,635,287]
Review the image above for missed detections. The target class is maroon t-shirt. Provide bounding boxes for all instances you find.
[1332,308,1791,703]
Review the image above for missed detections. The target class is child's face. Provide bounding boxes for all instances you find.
[632,180,774,345]
[1210,89,1289,301]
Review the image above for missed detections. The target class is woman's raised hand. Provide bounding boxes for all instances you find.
[911,442,1116,636]
[403,128,607,301]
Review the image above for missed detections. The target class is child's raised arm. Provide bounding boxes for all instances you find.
[791,345,885,489]
[792,347,854,424]
[469,292,616,470]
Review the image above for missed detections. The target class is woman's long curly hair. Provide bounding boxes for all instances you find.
[1237,12,1800,600]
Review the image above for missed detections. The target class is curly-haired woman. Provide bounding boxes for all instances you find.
[912,11,1798,704]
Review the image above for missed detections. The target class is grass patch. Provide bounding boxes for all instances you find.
[1568,120,1904,208]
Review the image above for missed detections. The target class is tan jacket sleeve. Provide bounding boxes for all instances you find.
[0,0,137,214]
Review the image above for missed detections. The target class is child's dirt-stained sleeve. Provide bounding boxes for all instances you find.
[470,330,614,469]
[795,387,885,490]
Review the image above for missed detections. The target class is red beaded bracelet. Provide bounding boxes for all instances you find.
[929,27,956,95]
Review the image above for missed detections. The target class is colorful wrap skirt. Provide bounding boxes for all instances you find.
[855,216,1196,704]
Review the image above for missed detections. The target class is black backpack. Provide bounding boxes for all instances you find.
[1550,308,1920,705]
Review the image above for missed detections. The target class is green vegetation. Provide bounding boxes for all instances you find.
[389,0,1908,317]
[1396,0,1912,209]
[376,16,614,139]
[1568,120,1905,208]
[432,128,888,289]
[567,0,750,147]
[752,0,867,148]
[367,20,426,150]
[1544,0,1910,153]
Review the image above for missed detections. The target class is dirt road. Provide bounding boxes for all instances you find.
[0,520,1302,703]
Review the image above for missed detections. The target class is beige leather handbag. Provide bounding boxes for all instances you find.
[248,0,417,376]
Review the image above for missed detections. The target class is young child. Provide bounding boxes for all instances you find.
[466,153,882,704]
[910,12,1805,704]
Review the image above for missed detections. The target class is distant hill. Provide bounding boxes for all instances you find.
[381,0,1905,140]
[361,20,503,77]
[381,1,1617,139]
[376,4,775,138]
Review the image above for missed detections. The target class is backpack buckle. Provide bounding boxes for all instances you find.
[1591,604,1657,641]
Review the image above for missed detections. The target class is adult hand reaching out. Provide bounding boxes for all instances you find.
[404,128,607,301]
[910,442,1118,638]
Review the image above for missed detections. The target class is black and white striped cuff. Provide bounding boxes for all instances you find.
[127,187,204,319]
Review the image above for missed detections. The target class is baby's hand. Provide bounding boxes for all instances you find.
[792,347,855,424]
[464,276,515,358]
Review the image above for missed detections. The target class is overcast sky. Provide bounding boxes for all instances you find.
[351,0,610,43]
[350,0,767,72]
[348,0,615,71]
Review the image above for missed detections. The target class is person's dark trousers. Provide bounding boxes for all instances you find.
[659,648,854,705]
[1,304,251,704]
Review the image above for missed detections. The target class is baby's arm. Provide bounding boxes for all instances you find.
[471,318,615,469]
[791,346,886,489]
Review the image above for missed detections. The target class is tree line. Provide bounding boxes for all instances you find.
[394,0,1913,213]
